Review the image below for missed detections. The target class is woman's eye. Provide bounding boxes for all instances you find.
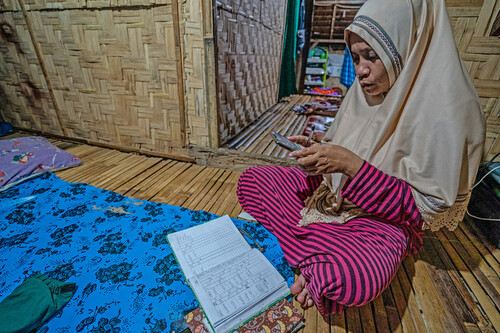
[368,54,379,62]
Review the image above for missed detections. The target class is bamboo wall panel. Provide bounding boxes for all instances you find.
[0,11,63,134]
[23,5,185,154]
[216,0,286,144]
[177,0,215,148]
[0,0,20,10]
[447,0,500,160]
[260,0,286,29]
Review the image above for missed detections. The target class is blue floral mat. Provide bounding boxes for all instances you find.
[0,173,293,332]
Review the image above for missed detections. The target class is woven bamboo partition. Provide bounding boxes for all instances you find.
[0,10,64,134]
[0,0,286,154]
[216,0,287,144]
[447,0,500,161]
[0,0,196,157]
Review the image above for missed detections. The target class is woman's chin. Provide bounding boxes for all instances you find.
[362,86,378,95]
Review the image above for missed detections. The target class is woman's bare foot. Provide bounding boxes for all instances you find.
[290,273,314,308]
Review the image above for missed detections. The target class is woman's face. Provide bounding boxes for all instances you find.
[349,33,390,96]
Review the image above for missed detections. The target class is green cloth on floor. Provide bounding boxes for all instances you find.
[0,273,76,333]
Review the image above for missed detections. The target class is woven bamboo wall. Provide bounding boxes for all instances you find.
[0,10,64,134]
[0,0,287,153]
[0,0,219,156]
[447,0,500,161]
[216,0,287,144]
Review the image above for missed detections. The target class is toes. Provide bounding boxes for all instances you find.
[291,274,315,309]
[290,281,302,295]
[290,274,306,295]
[306,297,314,308]
[297,288,310,307]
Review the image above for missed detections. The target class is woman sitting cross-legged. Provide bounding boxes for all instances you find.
[237,0,485,314]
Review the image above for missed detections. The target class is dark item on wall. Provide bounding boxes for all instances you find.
[467,152,500,248]
[490,9,500,36]
[0,122,14,137]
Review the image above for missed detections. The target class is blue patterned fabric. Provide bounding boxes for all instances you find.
[340,47,356,88]
[0,173,293,332]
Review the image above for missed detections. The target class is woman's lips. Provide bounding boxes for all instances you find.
[360,82,374,90]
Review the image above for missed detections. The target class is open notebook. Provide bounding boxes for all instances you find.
[167,215,290,333]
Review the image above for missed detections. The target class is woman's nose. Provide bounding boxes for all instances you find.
[356,62,370,78]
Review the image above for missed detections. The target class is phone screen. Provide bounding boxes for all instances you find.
[270,131,302,151]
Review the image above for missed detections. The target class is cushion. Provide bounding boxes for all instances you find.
[0,136,82,191]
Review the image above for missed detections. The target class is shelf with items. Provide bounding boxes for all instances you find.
[304,46,328,90]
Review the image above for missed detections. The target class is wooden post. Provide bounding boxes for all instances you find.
[329,4,338,40]
[172,0,188,148]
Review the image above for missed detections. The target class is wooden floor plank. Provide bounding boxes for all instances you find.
[419,234,480,332]
[381,288,404,333]
[106,156,163,192]
[426,234,496,333]
[149,164,207,203]
[180,168,228,210]
[345,307,363,333]
[57,149,122,182]
[150,164,209,206]
[195,170,234,212]
[91,154,157,189]
[330,312,347,333]
[458,222,500,277]
[127,162,193,201]
[387,265,420,333]
[434,230,500,331]
[396,263,429,333]
[358,303,377,333]
[441,229,500,312]
[451,227,500,295]
[210,173,242,216]
[371,296,391,333]
[225,94,315,157]
[462,217,500,263]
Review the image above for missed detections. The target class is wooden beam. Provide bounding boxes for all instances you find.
[329,4,338,40]
[311,38,345,44]
[172,0,188,148]
[188,144,298,171]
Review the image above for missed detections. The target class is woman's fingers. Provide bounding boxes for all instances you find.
[287,135,308,146]
[290,144,320,158]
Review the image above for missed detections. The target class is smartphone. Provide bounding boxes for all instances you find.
[270,131,303,151]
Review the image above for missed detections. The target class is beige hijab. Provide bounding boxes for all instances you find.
[299,0,485,231]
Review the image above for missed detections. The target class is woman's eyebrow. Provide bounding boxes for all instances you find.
[357,46,374,53]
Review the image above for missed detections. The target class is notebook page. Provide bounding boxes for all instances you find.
[167,215,251,279]
[190,248,289,333]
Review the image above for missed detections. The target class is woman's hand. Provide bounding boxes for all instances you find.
[290,144,364,178]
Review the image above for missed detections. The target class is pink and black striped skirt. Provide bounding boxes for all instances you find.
[237,165,423,315]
